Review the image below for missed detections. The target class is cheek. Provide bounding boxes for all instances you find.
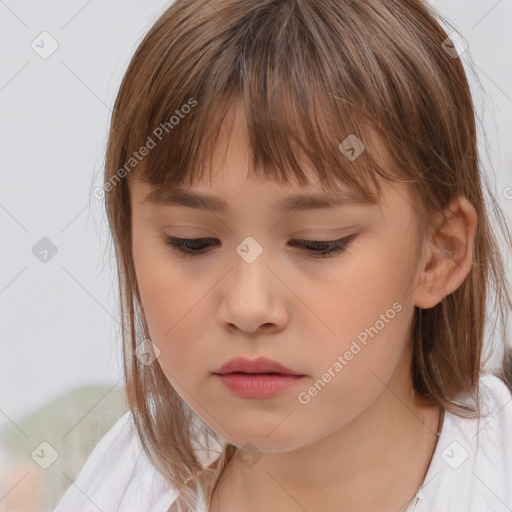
[145,300,198,365]
[137,275,210,394]
[132,238,203,370]
[302,239,415,386]
[289,272,414,443]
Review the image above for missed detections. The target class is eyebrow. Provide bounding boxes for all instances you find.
[143,188,376,212]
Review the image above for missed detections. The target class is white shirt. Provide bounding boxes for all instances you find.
[52,373,512,512]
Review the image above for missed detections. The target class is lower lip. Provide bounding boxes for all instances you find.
[215,373,304,398]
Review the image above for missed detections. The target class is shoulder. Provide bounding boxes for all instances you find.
[416,372,512,511]
[52,411,179,512]
[474,372,512,464]
[472,372,512,452]
[442,372,512,446]
[479,372,512,413]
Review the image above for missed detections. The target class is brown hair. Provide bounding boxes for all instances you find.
[101,0,512,507]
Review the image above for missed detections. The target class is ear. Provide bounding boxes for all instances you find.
[414,196,477,309]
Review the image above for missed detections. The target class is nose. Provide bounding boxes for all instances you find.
[216,250,289,335]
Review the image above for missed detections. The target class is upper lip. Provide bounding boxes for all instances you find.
[214,356,303,376]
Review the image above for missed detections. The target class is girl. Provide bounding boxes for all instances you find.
[53,0,512,511]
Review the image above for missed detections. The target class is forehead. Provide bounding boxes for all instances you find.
[129,100,409,215]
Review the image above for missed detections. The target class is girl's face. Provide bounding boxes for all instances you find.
[129,110,427,452]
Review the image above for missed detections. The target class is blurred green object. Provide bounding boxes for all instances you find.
[0,383,129,511]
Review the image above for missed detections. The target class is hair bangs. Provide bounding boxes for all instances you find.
[121,1,409,206]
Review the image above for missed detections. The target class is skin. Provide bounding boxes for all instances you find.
[130,104,477,512]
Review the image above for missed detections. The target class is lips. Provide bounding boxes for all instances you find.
[213,356,303,376]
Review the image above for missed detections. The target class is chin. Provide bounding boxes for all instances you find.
[221,424,314,454]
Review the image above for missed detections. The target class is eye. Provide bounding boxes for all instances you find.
[288,234,356,258]
[163,236,219,258]
[163,235,356,259]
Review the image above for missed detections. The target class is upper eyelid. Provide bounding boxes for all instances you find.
[165,235,352,242]
[162,234,357,260]
[163,235,357,251]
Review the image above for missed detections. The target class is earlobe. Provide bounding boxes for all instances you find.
[414,196,477,309]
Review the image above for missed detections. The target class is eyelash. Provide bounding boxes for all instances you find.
[163,235,356,259]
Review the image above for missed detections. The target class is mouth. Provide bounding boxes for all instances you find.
[215,371,295,375]
[213,356,304,377]
[214,372,305,398]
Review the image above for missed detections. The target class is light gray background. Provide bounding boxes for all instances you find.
[1,0,511,431]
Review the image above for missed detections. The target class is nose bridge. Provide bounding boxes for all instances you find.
[217,236,287,333]
[230,236,272,303]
